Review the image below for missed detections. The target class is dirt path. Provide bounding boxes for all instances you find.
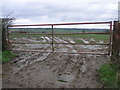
[2,36,110,88]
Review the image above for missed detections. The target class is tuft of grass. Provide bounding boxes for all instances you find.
[1,50,17,64]
[74,39,84,44]
[98,63,119,88]
[0,52,2,64]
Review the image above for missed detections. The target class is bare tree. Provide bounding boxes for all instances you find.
[2,14,14,51]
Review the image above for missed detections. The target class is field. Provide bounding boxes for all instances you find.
[9,28,110,43]
[2,28,111,88]
[10,28,109,33]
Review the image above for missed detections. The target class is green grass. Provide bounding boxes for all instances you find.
[98,62,119,88]
[65,34,109,41]
[1,50,17,64]
[55,34,109,42]
[74,39,84,44]
[0,52,2,64]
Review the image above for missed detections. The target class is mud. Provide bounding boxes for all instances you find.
[2,36,110,88]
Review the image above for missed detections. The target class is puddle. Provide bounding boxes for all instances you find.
[80,39,89,44]
[58,74,74,82]
[44,37,52,41]
[80,61,87,73]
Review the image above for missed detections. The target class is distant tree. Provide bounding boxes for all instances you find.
[1,14,14,51]
[104,29,109,33]
[82,30,85,33]
[42,31,46,33]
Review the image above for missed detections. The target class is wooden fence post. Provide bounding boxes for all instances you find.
[111,21,120,63]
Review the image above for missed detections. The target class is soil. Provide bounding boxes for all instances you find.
[2,36,110,88]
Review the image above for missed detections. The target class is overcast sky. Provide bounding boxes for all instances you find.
[1,0,120,28]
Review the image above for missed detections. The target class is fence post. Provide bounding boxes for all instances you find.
[7,26,10,50]
[111,21,120,63]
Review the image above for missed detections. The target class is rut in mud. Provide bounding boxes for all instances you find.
[3,36,110,88]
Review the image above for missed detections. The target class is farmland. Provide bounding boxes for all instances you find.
[10,28,109,33]
[9,28,109,42]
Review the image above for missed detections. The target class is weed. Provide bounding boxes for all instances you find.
[1,50,17,64]
[98,62,119,88]
[74,39,84,44]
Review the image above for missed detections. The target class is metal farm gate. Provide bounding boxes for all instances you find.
[8,21,112,55]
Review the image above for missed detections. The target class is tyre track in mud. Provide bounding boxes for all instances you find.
[10,36,53,73]
[53,37,78,54]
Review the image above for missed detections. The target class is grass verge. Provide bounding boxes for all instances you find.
[0,50,17,64]
[98,62,119,88]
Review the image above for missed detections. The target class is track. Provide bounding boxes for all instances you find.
[3,36,110,88]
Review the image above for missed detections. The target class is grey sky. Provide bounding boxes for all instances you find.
[1,0,119,25]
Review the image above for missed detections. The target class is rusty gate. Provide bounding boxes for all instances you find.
[8,21,112,55]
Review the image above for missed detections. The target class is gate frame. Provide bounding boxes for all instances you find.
[9,21,112,55]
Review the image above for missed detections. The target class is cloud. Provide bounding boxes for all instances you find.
[2,0,119,25]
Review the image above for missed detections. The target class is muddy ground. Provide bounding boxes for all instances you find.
[2,36,110,88]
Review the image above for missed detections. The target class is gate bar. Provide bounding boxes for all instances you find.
[10,21,111,27]
[9,32,110,35]
[11,49,109,55]
[11,41,109,45]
